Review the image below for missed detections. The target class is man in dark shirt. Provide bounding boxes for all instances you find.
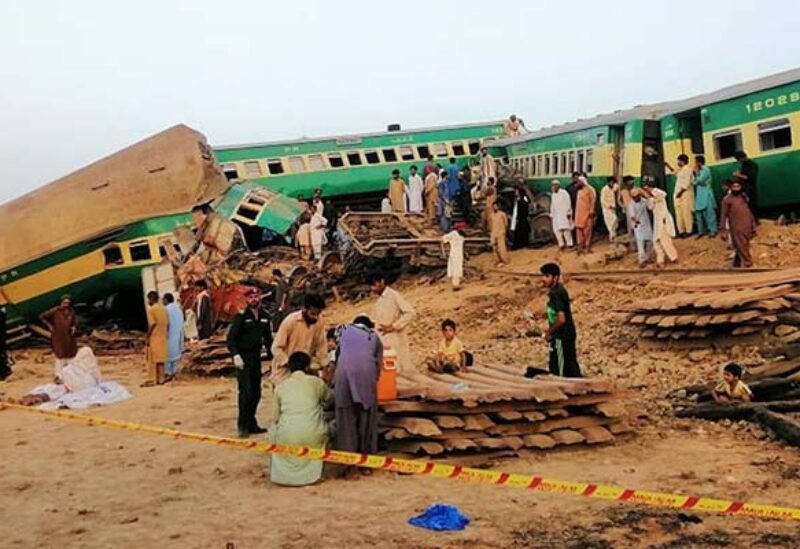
[733,150,759,217]
[540,262,581,378]
[227,288,273,438]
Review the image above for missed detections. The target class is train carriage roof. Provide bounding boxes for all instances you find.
[495,66,800,147]
[0,125,229,273]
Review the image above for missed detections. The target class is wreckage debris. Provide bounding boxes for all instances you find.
[624,268,800,340]
[379,364,631,458]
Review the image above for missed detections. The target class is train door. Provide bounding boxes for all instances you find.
[610,126,624,180]
[679,114,705,157]
[641,120,665,189]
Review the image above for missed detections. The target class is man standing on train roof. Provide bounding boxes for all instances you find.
[574,176,597,254]
[407,165,424,214]
[720,180,757,268]
[733,150,759,220]
[664,154,695,238]
[388,169,406,212]
[479,146,497,190]
[227,287,272,438]
[600,176,619,243]
[270,293,327,385]
[424,164,439,222]
[539,262,581,378]
[692,155,717,238]
[504,114,522,137]
[549,180,574,251]
[367,271,415,373]
[40,295,78,381]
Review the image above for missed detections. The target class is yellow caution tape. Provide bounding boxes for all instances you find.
[3,401,799,521]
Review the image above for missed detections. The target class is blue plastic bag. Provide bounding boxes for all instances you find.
[408,504,470,531]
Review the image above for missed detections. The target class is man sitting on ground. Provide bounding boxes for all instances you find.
[427,319,466,373]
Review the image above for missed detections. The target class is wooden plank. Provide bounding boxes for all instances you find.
[486,415,615,437]
[594,401,627,418]
[442,439,478,452]
[432,415,465,429]
[475,437,524,451]
[493,411,524,421]
[380,417,442,437]
[463,414,495,431]
[383,428,412,440]
[580,426,615,444]
[522,434,557,449]
[523,411,547,422]
[387,440,445,455]
[550,429,585,445]
[609,422,634,435]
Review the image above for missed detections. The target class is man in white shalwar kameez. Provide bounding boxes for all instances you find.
[549,180,574,249]
[643,181,679,267]
[310,210,327,259]
[407,166,424,213]
[367,272,415,373]
[600,177,619,242]
[441,228,465,290]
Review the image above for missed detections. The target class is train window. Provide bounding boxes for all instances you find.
[399,146,415,161]
[244,161,262,177]
[561,153,567,175]
[759,118,792,151]
[568,151,576,174]
[103,245,123,266]
[596,133,606,145]
[266,159,284,175]
[308,154,325,170]
[364,150,381,164]
[536,155,543,175]
[585,149,594,173]
[527,157,534,177]
[433,143,448,157]
[416,145,430,159]
[712,130,742,160]
[544,155,550,175]
[382,148,398,162]
[129,240,152,262]
[346,151,363,166]
[468,140,481,155]
[452,142,466,156]
[577,150,585,173]
[288,156,306,173]
[327,153,345,168]
[221,163,239,181]
[531,156,536,176]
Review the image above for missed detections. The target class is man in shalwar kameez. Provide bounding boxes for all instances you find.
[441,227,465,289]
[720,180,757,268]
[407,165,424,213]
[549,180,574,250]
[574,176,597,253]
[643,181,679,267]
[367,272,415,373]
[424,168,439,222]
[665,154,694,237]
[310,209,327,259]
[388,169,406,212]
[333,316,383,477]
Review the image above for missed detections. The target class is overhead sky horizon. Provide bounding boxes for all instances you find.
[1,0,799,203]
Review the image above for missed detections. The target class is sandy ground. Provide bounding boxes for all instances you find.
[3,221,800,548]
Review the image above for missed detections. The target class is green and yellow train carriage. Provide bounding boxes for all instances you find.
[213,120,506,203]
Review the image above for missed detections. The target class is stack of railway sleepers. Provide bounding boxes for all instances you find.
[625,268,800,340]
[379,364,631,458]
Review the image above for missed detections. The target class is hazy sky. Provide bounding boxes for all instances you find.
[1,0,799,203]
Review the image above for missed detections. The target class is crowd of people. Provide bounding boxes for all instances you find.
[548,151,759,269]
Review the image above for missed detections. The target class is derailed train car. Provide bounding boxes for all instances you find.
[0,125,303,340]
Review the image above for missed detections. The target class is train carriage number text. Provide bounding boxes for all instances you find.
[745,92,800,113]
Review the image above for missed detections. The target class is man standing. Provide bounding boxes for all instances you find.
[194,280,215,340]
[539,263,581,378]
[720,180,757,268]
[733,150,759,219]
[271,293,328,385]
[388,169,406,212]
[438,170,452,232]
[600,176,619,243]
[619,176,636,249]
[478,146,497,190]
[271,268,291,326]
[693,155,717,237]
[627,189,653,266]
[574,176,597,253]
[549,180,574,250]
[490,201,511,265]
[447,158,461,200]
[407,165,424,214]
[163,293,185,381]
[295,217,312,260]
[367,272,415,373]
[504,114,522,137]
[143,291,168,387]
[643,181,679,267]
[424,166,439,222]
[423,155,437,178]
[310,208,328,259]
[40,295,78,380]
[665,154,694,237]
[227,288,272,437]
[441,226,465,290]
[334,315,383,473]
[482,177,497,232]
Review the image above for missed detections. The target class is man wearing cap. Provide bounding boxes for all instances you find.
[227,288,273,437]
[270,293,328,385]
[549,180,574,250]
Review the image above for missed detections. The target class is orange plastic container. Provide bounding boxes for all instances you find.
[377,346,398,402]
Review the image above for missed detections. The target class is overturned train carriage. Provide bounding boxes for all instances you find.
[0,125,303,337]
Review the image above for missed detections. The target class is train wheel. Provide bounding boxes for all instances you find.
[529,213,555,246]
[318,251,344,275]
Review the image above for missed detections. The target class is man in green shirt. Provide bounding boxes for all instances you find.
[540,263,581,378]
[227,288,273,438]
